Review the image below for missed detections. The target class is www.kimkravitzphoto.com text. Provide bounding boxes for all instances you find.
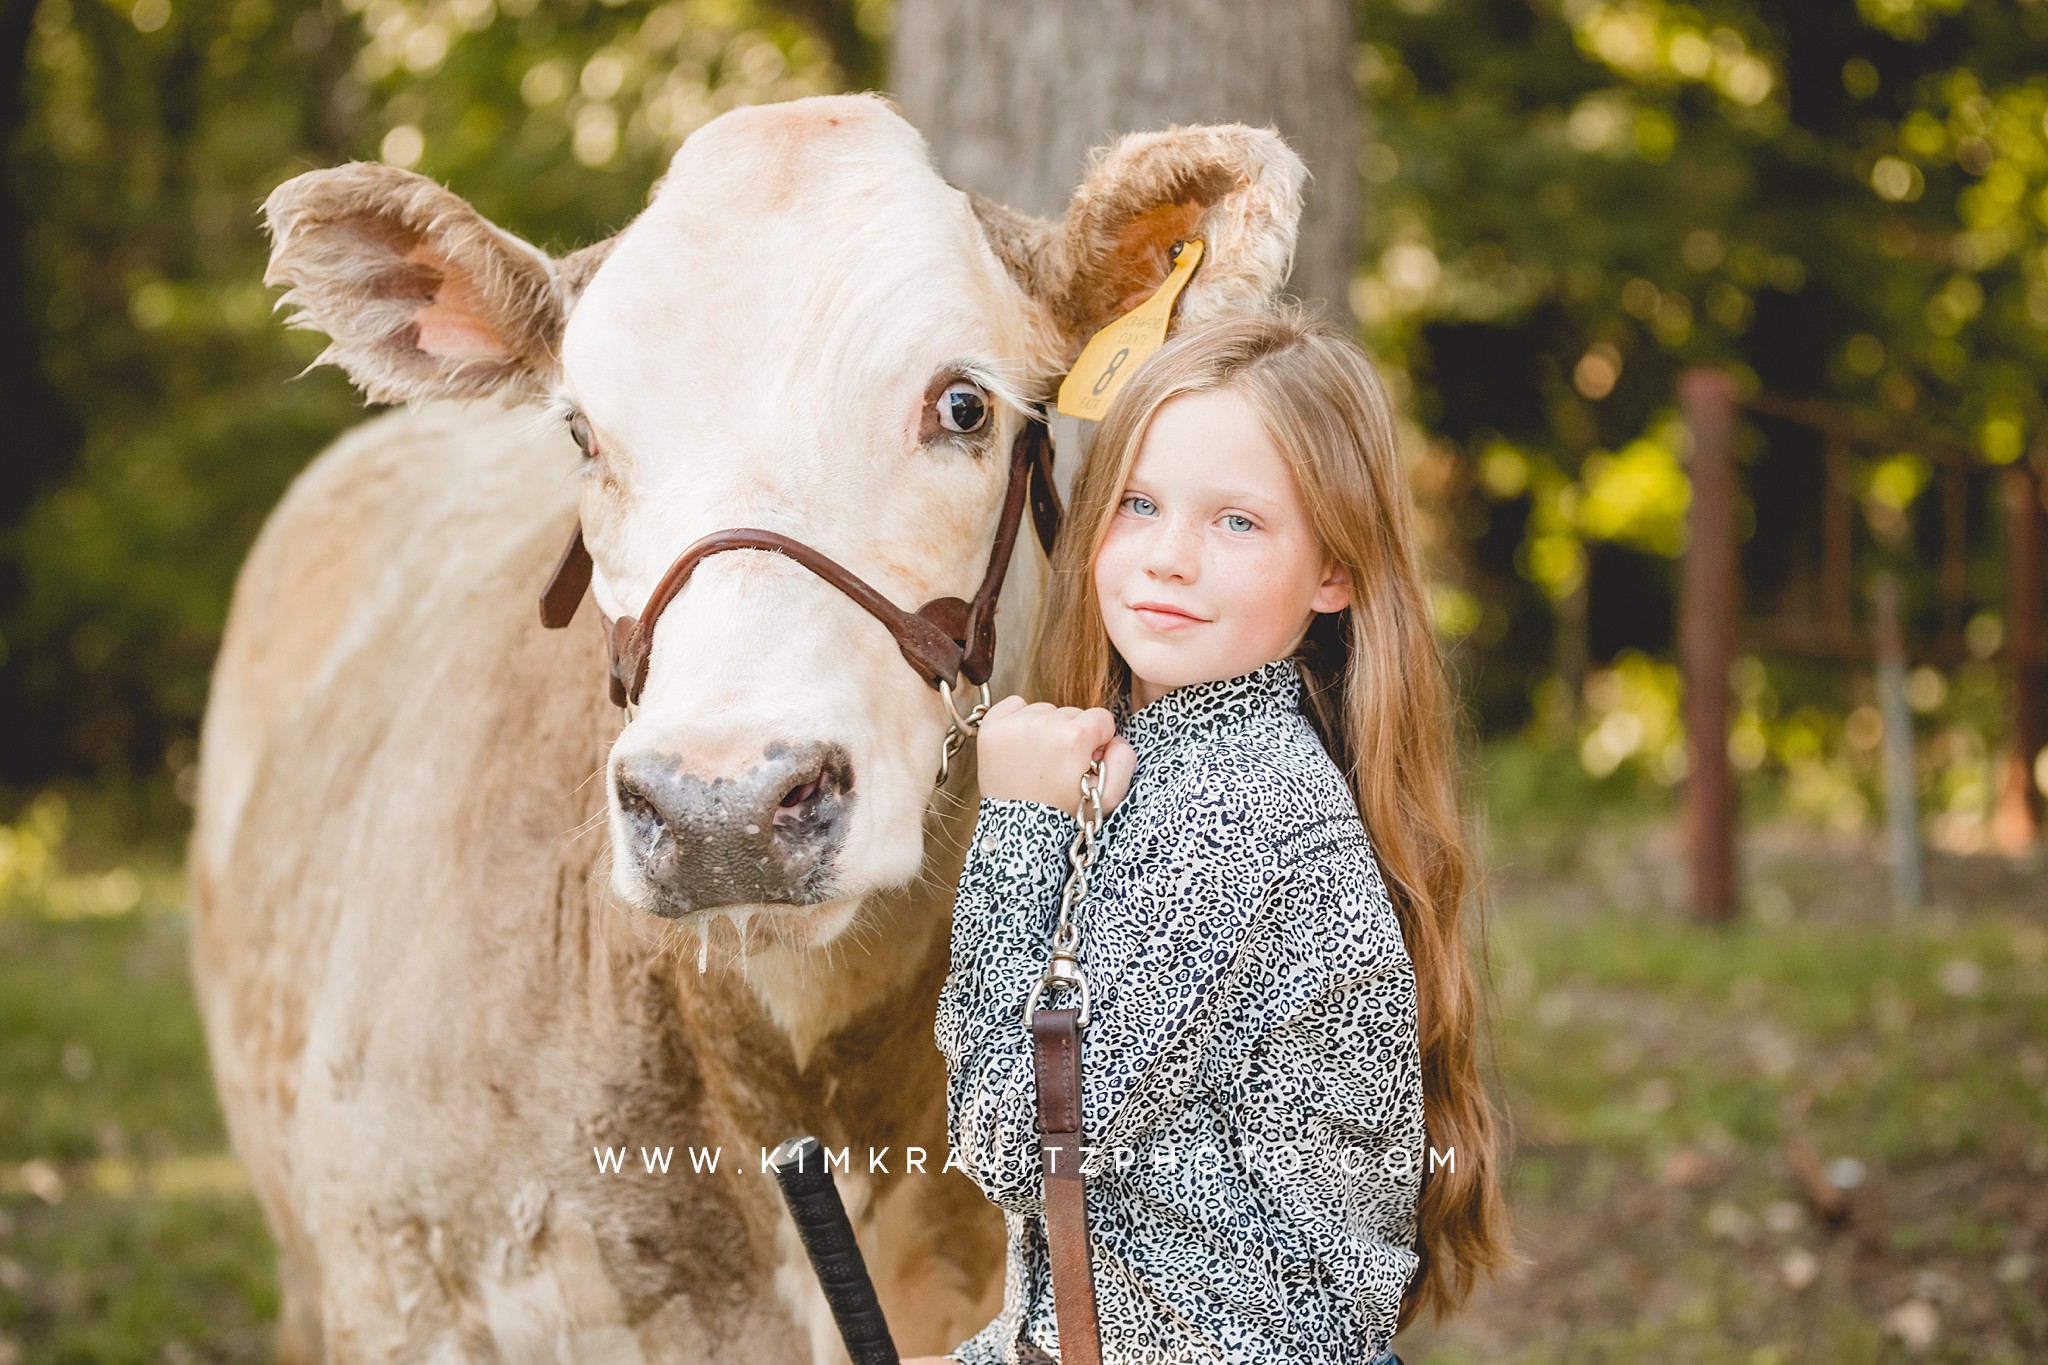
[591,1144,1461,1180]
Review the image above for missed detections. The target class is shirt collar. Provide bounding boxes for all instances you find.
[1112,656,1305,754]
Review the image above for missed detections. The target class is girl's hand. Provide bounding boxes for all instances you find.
[975,695,1137,819]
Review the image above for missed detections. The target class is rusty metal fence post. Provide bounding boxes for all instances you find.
[1872,574,1924,914]
[1994,461,2044,851]
[1680,370,1739,920]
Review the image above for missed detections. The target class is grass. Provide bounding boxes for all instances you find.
[0,824,277,1363]
[1392,739,2048,1364]
[0,754,2044,1362]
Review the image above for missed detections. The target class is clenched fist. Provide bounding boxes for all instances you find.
[974,695,1138,820]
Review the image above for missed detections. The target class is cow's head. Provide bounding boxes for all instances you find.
[263,95,1303,943]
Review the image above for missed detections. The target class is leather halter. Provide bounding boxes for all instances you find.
[538,415,1064,709]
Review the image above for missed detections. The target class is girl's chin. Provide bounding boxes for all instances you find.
[1112,637,1181,670]
[1120,652,1210,691]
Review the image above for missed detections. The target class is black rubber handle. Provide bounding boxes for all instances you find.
[768,1135,900,1365]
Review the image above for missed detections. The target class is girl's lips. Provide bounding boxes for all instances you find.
[1131,604,1205,631]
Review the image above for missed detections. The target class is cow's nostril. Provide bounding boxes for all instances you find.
[616,776,669,850]
[772,775,825,829]
[617,776,651,820]
[770,750,853,829]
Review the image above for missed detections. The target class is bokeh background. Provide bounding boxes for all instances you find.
[1,0,2045,1360]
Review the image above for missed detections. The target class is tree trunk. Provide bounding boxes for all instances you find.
[892,0,1358,318]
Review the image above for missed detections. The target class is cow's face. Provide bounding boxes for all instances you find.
[262,95,1303,944]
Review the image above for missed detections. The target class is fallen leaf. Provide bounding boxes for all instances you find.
[1882,1299,1939,1350]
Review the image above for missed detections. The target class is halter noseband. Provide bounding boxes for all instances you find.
[537,414,1063,710]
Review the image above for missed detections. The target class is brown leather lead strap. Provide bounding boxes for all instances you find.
[1032,1006,1102,1365]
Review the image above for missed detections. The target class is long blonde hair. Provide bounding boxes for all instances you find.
[1028,306,1522,1329]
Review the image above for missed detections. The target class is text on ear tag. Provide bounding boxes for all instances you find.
[1055,238,1205,423]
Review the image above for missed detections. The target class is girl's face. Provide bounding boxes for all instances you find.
[1093,387,1352,711]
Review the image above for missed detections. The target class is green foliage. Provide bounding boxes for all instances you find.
[3,0,2042,854]
[1362,0,2048,429]
[1362,0,2048,838]
[0,0,847,813]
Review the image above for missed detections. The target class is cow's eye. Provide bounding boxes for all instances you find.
[566,410,596,458]
[936,381,988,435]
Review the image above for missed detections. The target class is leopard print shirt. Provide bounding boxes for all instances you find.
[935,655,1422,1365]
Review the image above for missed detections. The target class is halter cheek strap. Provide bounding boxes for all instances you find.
[538,416,1062,709]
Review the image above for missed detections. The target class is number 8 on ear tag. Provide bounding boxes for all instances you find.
[1055,238,1205,423]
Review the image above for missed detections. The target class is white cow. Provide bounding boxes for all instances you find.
[190,94,1303,1360]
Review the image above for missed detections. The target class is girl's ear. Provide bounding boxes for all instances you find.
[1312,558,1352,614]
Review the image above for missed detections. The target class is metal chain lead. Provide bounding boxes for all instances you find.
[1021,756,1106,1029]
[935,679,994,785]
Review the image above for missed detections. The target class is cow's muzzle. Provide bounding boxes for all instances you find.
[613,741,854,915]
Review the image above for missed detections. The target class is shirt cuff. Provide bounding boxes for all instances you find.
[953,797,1080,968]
[976,796,1080,853]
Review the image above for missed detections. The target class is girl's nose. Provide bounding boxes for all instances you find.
[1141,518,1202,581]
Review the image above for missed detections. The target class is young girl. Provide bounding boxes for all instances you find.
[920,308,1516,1364]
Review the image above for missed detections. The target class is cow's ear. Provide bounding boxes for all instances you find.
[972,124,1305,356]
[263,163,592,404]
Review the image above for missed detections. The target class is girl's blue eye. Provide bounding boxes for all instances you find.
[1223,513,1255,533]
[1122,494,1155,516]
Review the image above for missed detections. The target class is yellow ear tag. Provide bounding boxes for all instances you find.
[1055,238,1205,422]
